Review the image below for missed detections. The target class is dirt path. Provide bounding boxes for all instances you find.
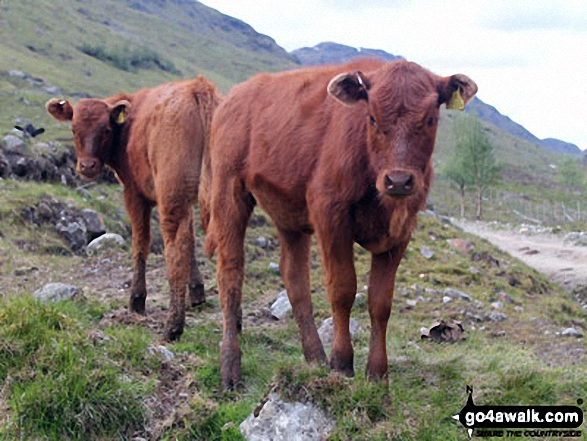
[454,220,587,291]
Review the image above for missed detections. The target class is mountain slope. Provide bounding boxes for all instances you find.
[0,0,297,96]
[291,42,580,156]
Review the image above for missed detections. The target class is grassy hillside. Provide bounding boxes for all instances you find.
[0,181,585,439]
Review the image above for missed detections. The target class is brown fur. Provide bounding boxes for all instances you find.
[203,60,477,388]
[47,76,221,341]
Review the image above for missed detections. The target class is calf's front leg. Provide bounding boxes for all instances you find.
[124,189,153,314]
[366,241,409,380]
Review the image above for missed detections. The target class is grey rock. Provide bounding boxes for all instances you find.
[56,220,87,253]
[425,288,441,296]
[86,233,125,255]
[443,288,473,302]
[81,209,106,241]
[256,236,270,248]
[420,246,435,259]
[240,392,334,441]
[43,85,62,95]
[9,70,27,78]
[270,291,292,320]
[406,299,418,308]
[148,345,174,361]
[561,327,583,338]
[269,262,280,273]
[318,317,362,347]
[410,283,423,295]
[34,283,81,302]
[442,296,452,304]
[3,135,25,150]
[491,301,504,309]
[487,312,508,322]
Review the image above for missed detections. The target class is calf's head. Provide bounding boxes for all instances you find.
[46,98,131,180]
[328,61,477,203]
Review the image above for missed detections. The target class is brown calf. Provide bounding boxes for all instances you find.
[47,76,220,341]
[203,59,477,388]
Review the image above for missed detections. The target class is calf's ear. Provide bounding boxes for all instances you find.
[110,100,132,125]
[327,71,370,106]
[46,99,74,122]
[438,74,478,110]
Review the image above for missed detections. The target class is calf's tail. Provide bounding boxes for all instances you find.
[192,76,221,256]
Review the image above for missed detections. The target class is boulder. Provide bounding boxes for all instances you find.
[34,283,81,303]
[240,393,334,441]
[86,233,125,255]
[318,317,362,347]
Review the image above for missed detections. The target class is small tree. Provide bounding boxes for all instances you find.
[452,114,499,220]
[443,153,471,218]
[557,156,584,189]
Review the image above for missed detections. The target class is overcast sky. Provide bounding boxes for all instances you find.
[199,0,587,151]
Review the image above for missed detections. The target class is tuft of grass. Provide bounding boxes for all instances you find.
[0,295,153,440]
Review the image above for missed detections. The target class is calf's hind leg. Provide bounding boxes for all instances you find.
[188,217,206,307]
[159,202,194,341]
[211,177,253,389]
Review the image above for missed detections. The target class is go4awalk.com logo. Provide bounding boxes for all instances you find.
[453,386,584,438]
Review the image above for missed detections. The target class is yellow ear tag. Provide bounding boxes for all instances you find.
[116,111,125,124]
[447,87,465,111]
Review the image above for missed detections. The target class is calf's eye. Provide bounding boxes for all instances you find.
[427,117,435,127]
[369,115,377,127]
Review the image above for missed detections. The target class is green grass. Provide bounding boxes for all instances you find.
[0,295,153,440]
[0,183,585,439]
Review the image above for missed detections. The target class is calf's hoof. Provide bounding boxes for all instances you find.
[163,323,184,342]
[129,294,146,315]
[330,353,355,377]
[188,283,206,308]
[221,345,242,390]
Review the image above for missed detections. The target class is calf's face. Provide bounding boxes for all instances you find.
[46,98,131,180]
[328,62,477,202]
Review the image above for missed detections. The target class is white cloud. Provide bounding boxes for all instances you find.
[199,0,587,150]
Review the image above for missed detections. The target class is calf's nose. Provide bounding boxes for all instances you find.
[384,172,415,196]
[79,159,97,173]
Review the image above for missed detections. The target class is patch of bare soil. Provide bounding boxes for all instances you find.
[455,220,587,292]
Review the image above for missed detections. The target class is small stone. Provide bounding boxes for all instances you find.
[561,327,583,338]
[148,345,174,361]
[491,301,504,309]
[270,291,291,320]
[410,283,423,295]
[469,267,481,275]
[406,299,418,308]
[420,246,435,259]
[86,233,125,255]
[514,306,524,312]
[487,312,508,322]
[443,296,452,304]
[425,288,441,296]
[34,283,81,303]
[443,288,472,302]
[446,238,473,254]
[269,262,280,273]
[256,236,269,248]
[318,317,362,347]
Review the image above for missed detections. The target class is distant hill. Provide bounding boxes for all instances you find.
[292,41,403,66]
[291,42,580,156]
[467,99,581,155]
